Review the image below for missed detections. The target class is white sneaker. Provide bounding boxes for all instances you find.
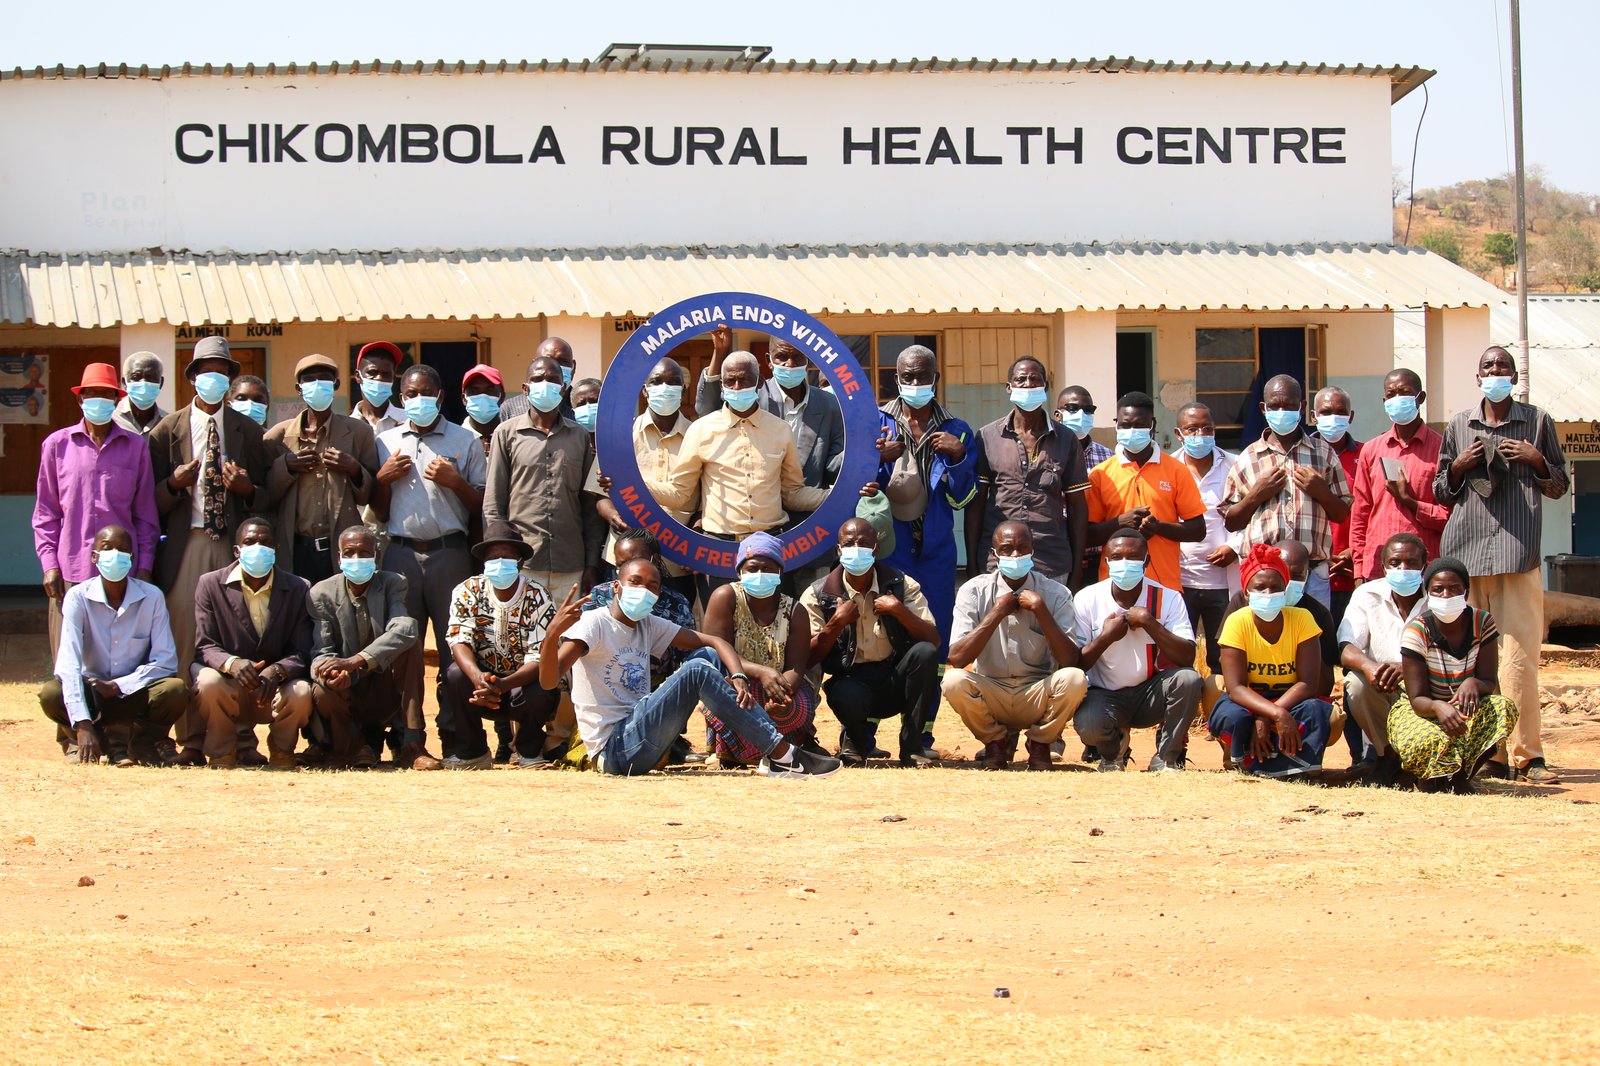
[1096,757,1124,773]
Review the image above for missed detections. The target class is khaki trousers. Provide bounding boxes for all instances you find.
[525,569,582,605]
[1467,568,1542,766]
[1342,672,1401,756]
[167,530,235,749]
[195,667,313,760]
[941,667,1088,745]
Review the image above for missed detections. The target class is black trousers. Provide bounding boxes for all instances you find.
[293,534,338,585]
[1181,587,1231,676]
[440,662,560,759]
[822,642,941,760]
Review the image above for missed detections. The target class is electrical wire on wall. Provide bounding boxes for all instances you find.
[1403,83,1429,245]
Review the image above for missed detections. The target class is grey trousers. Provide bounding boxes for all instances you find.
[1342,671,1400,758]
[1073,668,1204,765]
[382,542,471,727]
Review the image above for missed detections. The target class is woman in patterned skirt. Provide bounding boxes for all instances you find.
[702,532,819,767]
[1391,556,1518,792]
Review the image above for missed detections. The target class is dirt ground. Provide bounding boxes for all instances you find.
[2,631,1599,1065]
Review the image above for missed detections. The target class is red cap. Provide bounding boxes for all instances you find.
[462,363,503,388]
[72,362,126,398]
[357,341,405,365]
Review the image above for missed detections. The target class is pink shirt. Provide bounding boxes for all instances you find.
[1349,423,1449,579]
[33,422,160,582]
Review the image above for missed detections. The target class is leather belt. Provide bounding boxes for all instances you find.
[390,532,468,553]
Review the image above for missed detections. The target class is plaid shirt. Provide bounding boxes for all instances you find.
[1221,429,1353,563]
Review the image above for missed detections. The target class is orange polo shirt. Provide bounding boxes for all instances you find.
[1086,449,1206,591]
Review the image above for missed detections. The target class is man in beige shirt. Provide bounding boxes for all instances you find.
[800,517,942,767]
[649,350,827,600]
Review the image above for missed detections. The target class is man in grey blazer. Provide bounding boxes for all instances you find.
[192,518,314,769]
[308,526,434,770]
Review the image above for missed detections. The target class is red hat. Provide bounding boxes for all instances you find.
[357,341,405,365]
[462,363,503,388]
[71,362,126,398]
[1239,543,1291,589]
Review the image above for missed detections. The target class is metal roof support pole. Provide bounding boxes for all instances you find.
[1510,0,1531,398]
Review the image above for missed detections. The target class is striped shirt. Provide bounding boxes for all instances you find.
[1220,430,1353,563]
[1432,400,1568,577]
[976,412,1092,582]
[1400,609,1497,700]
[1348,423,1449,579]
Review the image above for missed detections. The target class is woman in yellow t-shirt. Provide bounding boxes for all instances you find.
[1208,543,1332,778]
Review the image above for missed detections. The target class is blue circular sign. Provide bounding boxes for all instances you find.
[597,291,881,578]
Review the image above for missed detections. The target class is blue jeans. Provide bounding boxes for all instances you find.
[1208,694,1331,778]
[1303,562,1331,610]
[598,658,782,776]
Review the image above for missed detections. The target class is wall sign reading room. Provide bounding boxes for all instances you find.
[172,122,1348,167]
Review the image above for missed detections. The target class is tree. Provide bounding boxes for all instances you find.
[1579,270,1600,294]
[1418,229,1463,264]
[1540,220,1599,290]
[1483,232,1517,285]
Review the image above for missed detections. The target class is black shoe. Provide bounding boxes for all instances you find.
[837,734,867,768]
[1081,745,1099,764]
[1475,759,1511,781]
[1516,758,1562,784]
[493,740,513,765]
[759,746,843,778]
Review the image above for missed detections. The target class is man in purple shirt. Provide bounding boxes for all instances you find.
[34,363,160,661]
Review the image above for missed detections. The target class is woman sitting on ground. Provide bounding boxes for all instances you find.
[1390,557,1518,793]
[702,532,819,767]
[1208,543,1332,779]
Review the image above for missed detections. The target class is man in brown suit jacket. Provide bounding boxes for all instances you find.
[265,354,379,584]
[192,518,313,769]
[147,338,278,760]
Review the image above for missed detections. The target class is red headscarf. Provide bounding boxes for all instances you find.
[1239,543,1290,589]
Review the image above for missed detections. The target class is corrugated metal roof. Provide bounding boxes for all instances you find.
[0,243,1502,330]
[0,57,1434,102]
[1395,295,1600,420]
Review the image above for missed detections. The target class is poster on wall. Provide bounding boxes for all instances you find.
[0,353,48,424]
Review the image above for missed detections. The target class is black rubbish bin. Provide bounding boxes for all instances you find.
[1546,554,1600,599]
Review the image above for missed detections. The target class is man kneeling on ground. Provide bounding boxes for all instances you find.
[1070,528,1203,772]
[541,558,842,778]
[944,521,1087,770]
[40,524,188,765]
[801,517,943,767]
[308,526,426,769]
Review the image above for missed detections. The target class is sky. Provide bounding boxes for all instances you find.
[4,0,1596,195]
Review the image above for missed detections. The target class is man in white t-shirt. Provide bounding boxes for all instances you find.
[540,557,841,778]
[1069,528,1204,771]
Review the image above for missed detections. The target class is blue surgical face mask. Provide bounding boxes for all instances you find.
[482,558,522,590]
[1116,427,1153,453]
[360,379,394,408]
[1009,386,1048,412]
[1249,589,1287,622]
[95,548,133,583]
[560,365,574,388]
[1263,408,1302,436]
[1182,433,1215,459]
[526,380,564,413]
[193,371,231,406]
[618,585,659,621]
[404,395,441,426]
[898,383,935,409]
[231,399,267,426]
[1315,414,1351,443]
[839,546,876,576]
[772,364,809,389]
[126,380,162,411]
[237,543,276,578]
[1285,578,1307,606]
[1383,395,1420,426]
[299,379,336,413]
[340,555,377,584]
[80,398,116,426]
[646,383,684,415]
[572,403,598,432]
[740,570,782,599]
[995,553,1034,581]
[1479,376,1514,403]
[463,393,501,424]
[724,386,760,413]
[1058,409,1094,438]
[1107,558,1146,591]
[1385,566,1423,597]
